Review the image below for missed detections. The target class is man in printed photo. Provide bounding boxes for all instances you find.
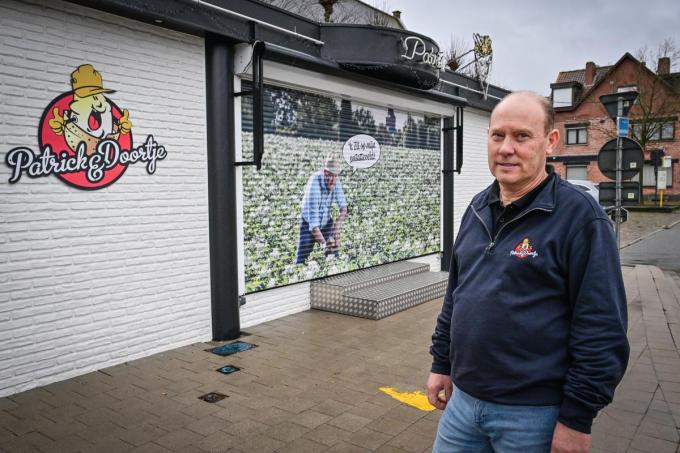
[295,157,348,264]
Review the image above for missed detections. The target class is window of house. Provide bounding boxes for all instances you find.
[661,122,675,140]
[631,120,675,141]
[566,165,587,180]
[617,85,638,93]
[631,164,674,187]
[565,125,587,145]
[552,88,572,108]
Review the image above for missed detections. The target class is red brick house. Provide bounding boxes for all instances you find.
[548,53,680,202]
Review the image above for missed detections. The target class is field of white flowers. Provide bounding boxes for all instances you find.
[242,132,440,293]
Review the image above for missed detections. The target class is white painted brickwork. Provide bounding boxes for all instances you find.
[0,0,210,397]
[454,108,494,237]
[241,282,311,329]
[408,254,441,273]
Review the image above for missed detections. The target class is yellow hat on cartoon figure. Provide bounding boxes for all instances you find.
[70,64,116,98]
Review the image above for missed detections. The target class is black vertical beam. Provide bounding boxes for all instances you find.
[441,116,455,272]
[206,36,240,340]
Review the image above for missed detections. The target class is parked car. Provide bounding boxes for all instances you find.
[568,179,600,202]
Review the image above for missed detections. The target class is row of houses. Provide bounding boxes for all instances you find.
[549,53,680,201]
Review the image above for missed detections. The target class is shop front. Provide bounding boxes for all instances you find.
[0,0,508,396]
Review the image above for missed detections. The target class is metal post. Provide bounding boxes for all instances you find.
[615,136,622,247]
[206,36,241,341]
[441,116,455,271]
[614,101,623,247]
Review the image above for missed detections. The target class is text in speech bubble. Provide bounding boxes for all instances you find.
[342,134,380,171]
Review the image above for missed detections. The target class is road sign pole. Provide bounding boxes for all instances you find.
[614,108,626,248]
[615,135,622,247]
[599,92,640,243]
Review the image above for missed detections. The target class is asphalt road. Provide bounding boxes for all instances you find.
[620,221,680,272]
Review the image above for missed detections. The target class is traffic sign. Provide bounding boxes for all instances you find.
[599,181,640,205]
[651,148,665,167]
[605,207,628,224]
[663,156,672,168]
[657,170,668,190]
[617,117,629,137]
[597,137,644,180]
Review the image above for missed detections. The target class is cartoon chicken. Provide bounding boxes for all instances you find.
[48,64,132,155]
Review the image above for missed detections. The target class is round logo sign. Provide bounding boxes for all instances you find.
[38,92,133,190]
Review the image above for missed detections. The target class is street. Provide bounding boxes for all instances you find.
[621,221,680,272]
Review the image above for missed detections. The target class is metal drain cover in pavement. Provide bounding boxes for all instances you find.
[207,341,258,356]
[198,392,228,403]
[216,365,241,375]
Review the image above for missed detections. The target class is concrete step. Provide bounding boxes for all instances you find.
[341,271,448,319]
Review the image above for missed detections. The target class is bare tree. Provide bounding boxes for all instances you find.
[443,34,477,77]
[637,37,680,72]
[630,38,680,153]
[365,0,392,27]
[258,0,398,26]
[258,0,312,17]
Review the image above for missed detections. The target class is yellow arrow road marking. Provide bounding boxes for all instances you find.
[379,386,435,411]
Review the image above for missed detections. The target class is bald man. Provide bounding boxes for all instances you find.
[427,92,629,452]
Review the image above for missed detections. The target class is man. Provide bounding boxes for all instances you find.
[295,157,348,264]
[427,91,629,452]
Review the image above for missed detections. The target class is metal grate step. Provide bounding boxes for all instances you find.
[312,266,448,320]
[315,261,429,291]
[310,261,430,315]
[346,271,449,301]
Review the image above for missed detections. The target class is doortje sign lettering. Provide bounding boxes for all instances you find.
[4,64,167,190]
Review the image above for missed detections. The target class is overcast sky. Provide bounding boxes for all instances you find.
[387,0,680,95]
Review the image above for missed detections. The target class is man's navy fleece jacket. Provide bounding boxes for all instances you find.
[430,172,629,434]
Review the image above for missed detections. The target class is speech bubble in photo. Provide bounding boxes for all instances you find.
[342,134,380,172]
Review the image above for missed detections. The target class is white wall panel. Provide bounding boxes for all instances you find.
[454,108,494,238]
[0,0,210,397]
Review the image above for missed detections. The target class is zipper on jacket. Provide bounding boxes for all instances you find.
[471,206,552,256]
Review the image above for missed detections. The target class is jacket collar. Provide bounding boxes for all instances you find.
[472,167,559,213]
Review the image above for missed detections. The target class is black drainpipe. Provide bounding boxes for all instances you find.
[206,35,240,340]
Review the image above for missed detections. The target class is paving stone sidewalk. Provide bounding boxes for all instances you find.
[1,265,679,452]
[590,265,680,453]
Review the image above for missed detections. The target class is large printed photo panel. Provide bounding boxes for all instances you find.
[241,82,441,293]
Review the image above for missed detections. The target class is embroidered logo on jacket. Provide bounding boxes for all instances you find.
[510,238,538,259]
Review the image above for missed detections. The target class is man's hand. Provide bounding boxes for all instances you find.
[551,422,590,453]
[426,373,452,410]
[332,233,341,249]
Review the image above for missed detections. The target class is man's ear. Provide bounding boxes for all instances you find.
[546,128,560,156]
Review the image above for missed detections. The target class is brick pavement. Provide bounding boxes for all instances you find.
[1,265,679,452]
[590,266,680,453]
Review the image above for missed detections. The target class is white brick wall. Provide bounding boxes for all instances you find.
[454,108,494,237]
[241,282,311,329]
[0,0,211,397]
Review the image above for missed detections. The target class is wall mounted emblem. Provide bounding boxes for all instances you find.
[5,64,167,190]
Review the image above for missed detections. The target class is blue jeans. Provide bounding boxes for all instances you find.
[433,386,560,453]
[295,218,336,264]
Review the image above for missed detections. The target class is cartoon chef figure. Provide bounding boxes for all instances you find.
[519,238,531,252]
[49,64,132,155]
